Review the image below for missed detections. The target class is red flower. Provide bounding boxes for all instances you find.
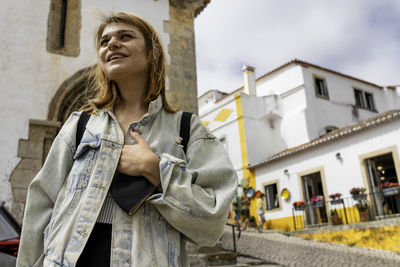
[329,193,342,199]
[310,195,324,203]
[293,201,305,207]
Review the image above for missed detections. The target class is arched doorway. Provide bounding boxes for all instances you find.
[47,66,93,124]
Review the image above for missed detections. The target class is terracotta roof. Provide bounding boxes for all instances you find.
[256,59,383,89]
[248,110,400,169]
[198,89,227,99]
[386,85,400,90]
[215,87,243,103]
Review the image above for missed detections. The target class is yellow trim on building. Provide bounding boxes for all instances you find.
[234,94,247,169]
[297,225,400,252]
[264,215,300,231]
[214,108,233,122]
[234,93,258,221]
[201,121,210,127]
[263,205,367,232]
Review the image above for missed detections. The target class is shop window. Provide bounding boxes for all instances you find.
[364,152,400,216]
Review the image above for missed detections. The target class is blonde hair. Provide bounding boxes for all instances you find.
[84,12,175,113]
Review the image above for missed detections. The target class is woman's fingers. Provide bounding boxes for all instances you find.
[129,128,145,144]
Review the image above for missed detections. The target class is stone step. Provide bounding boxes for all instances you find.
[189,251,237,266]
[187,241,224,254]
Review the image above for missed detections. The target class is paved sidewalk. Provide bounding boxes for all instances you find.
[220,227,400,267]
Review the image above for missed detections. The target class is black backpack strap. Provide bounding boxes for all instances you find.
[180,112,192,154]
[76,111,91,147]
[76,110,190,152]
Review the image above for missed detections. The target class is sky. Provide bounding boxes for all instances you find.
[194,0,400,97]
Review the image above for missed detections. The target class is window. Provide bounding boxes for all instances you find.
[264,183,279,210]
[354,89,364,107]
[353,88,376,111]
[318,125,339,137]
[46,0,81,57]
[314,76,329,99]
[365,92,375,111]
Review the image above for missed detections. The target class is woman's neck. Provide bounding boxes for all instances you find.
[113,75,149,130]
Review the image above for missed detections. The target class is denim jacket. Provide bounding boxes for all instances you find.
[16,96,237,267]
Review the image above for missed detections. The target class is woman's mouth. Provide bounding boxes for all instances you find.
[107,53,126,62]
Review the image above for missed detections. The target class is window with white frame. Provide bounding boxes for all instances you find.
[353,88,376,111]
[314,76,329,99]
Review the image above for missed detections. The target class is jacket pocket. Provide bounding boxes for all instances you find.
[68,138,101,192]
[144,206,182,266]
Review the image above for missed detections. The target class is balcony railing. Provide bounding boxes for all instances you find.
[291,189,400,230]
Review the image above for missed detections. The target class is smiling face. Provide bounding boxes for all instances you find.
[99,22,149,82]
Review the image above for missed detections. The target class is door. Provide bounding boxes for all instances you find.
[301,171,327,226]
[365,153,400,216]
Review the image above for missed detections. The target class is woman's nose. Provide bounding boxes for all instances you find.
[108,37,121,50]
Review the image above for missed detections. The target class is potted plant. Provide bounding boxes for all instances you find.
[356,203,369,222]
[292,201,306,211]
[310,195,325,208]
[329,193,343,205]
[350,187,367,201]
[330,209,342,225]
[380,181,400,196]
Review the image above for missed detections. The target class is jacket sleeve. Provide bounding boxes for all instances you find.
[16,113,79,267]
[150,114,237,247]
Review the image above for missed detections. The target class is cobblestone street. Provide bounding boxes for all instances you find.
[220,227,400,267]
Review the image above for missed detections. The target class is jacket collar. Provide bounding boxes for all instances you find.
[106,94,163,125]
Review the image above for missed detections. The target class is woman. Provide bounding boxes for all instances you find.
[17,12,237,267]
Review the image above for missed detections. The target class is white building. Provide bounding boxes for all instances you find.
[199,59,400,230]
[251,110,400,231]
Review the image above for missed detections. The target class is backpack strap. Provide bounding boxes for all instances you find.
[76,111,91,147]
[76,110,192,154]
[179,112,192,154]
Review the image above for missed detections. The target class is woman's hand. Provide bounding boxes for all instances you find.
[117,129,161,186]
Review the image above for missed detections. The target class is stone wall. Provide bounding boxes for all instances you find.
[9,120,60,223]
[165,0,209,114]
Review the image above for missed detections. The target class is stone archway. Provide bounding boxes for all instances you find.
[10,67,92,221]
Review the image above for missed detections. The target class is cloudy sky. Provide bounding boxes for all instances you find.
[194,0,400,97]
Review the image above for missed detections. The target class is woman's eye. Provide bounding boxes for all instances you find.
[121,34,132,40]
[100,40,108,47]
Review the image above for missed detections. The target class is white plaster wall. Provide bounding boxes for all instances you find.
[302,66,397,140]
[199,96,243,173]
[0,0,169,205]
[240,94,286,163]
[255,120,400,220]
[256,64,304,96]
[279,88,310,147]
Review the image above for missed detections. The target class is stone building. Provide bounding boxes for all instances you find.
[0,0,210,223]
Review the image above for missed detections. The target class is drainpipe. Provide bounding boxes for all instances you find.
[242,65,256,96]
